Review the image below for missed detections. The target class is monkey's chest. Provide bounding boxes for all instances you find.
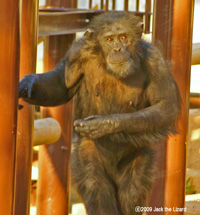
[82,73,147,115]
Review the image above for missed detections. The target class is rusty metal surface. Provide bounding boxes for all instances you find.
[38,8,151,36]
[0,1,20,215]
[15,1,39,214]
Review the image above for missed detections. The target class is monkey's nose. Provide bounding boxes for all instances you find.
[114,47,122,53]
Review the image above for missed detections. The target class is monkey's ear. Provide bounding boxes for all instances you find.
[84,28,95,43]
[137,22,144,37]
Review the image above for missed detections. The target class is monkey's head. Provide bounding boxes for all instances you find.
[84,12,143,78]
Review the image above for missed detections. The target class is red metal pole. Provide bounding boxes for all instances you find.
[0,1,20,215]
[165,0,194,214]
[15,0,39,214]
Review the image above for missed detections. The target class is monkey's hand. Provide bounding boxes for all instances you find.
[74,115,119,139]
[19,74,37,99]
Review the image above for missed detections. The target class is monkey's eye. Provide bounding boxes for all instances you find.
[120,35,127,40]
[106,37,113,42]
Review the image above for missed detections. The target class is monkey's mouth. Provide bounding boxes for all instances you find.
[109,60,129,65]
[107,59,133,78]
[107,53,130,65]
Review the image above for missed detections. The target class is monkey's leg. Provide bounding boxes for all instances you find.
[117,148,155,215]
[71,139,122,215]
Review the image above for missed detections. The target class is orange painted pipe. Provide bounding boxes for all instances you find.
[165,0,194,214]
[37,35,74,215]
[15,0,39,214]
[0,1,20,215]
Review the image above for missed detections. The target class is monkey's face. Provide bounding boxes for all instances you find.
[97,25,132,78]
[97,24,138,78]
[84,14,143,79]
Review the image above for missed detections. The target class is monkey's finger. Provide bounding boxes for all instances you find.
[84,115,98,120]
[74,119,86,127]
[84,114,104,121]
[18,104,24,110]
[75,126,87,133]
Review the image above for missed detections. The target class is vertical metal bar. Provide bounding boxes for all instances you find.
[124,0,128,11]
[145,0,151,34]
[37,35,74,215]
[15,0,39,214]
[0,1,20,215]
[89,0,92,8]
[112,0,116,10]
[152,0,173,60]
[37,1,77,213]
[149,0,173,212]
[46,0,77,8]
[101,0,104,9]
[165,0,194,213]
[136,0,139,11]
[105,0,109,11]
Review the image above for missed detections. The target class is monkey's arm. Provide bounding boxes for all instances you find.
[19,57,80,106]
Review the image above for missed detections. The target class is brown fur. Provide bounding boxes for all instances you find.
[19,12,181,215]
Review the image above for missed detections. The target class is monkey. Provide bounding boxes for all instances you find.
[19,12,181,215]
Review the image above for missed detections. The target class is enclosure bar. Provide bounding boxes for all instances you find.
[15,0,39,214]
[0,1,20,215]
[37,35,74,215]
[148,0,174,212]
[152,0,173,60]
[89,0,92,9]
[144,0,151,33]
[100,0,103,9]
[136,0,139,11]
[46,0,77,8]
[112,0,116,10]
[105,0,109,11]
[124,0,128,11]
[165,0,194,213]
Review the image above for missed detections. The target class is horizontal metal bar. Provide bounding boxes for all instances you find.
[38,9,151,36]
